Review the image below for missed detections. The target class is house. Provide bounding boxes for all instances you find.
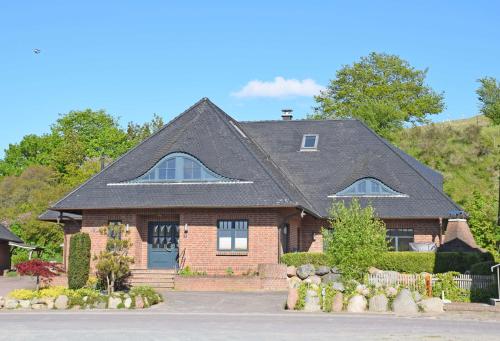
[0,224,24,274]
[45,98,463,275]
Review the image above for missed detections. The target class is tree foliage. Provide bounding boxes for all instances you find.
[312,52,444,139]
[323,199,388,280]
[477,77,500,125]
[68,232,91,290]
[465,191,499,255]
[16,259,63,290]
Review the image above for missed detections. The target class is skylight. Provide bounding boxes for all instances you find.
[301,134,318,150]
[331,178,406,197]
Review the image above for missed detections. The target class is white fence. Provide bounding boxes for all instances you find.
[368,273,496,291]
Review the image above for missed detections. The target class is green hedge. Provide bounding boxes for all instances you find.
[281,251,489,274]
[470,261,496,275]
[280,252,329,267]
[68,233,91,290]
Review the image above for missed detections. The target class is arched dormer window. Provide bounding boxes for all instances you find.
[132,153,227,183]
[332,178,406,197]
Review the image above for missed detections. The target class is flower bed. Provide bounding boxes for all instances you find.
[0,285,162,310]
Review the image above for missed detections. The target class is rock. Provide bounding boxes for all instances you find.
[347,295,367,313]
[54,295,69,310]
[356,284,370,296]
[321,273,342,285]
[5,299,18,309]
[0,296,4,309]
[31,303,47,310]
[124,297,132,309]
[287,288,299,310]
[19,300,31,309]
[93,301,106,309]
[385,286,398,298]
[315,266,330,276]
[108,296,122,309]
[368,267,381,274]
[414,291,423,303]
[287,276,302,289]
[331,267,341,274]
[296,264,315,280]
[369,294,388,312]
[72,305,81,310]
[43,297,55,309]
[303,290,321,312]
[305,275,322,285]
[135,296,144,309]
[332,282,345,292]
[419,298,444,313]
[286,266,297,278]
[392,289,418,314]
[331,292,344,312]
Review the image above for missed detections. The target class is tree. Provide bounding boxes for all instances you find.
[68,233,91,289]
[94,223,134,294]
[465,191,499,255]
[16,259,62,290]
[476,77,500,125]
[313,52,445,139]
[126,114,165,144]
[323,199,388,280]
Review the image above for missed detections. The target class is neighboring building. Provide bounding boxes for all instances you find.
[0,224,23,273]
[45,98,462,275]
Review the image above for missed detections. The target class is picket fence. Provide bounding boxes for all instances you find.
[368,273,496,291]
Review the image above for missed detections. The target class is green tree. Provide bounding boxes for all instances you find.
[313,52,444,139]
[126,113,165,144]
[476,77,500,125]
[68,232,91,289]
[465,191,499,254]
[323,199,388,280]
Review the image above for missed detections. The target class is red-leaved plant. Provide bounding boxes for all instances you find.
[16,259,63,290]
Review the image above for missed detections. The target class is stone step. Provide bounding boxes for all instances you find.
[129,277,174,283]
[131,282,175,289]
[131,269,177,275]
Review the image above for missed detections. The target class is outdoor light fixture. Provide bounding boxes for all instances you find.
[126,224,130,232]
[184,223,189,234]
[283,226,288,234]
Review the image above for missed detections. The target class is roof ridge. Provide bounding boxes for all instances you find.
[355,120,460,213]
[240,118,354,123]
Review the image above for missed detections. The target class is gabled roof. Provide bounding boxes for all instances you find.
[51,98,460,219]
[52,98,316,215]
[0,224,23,243]
[38,210,82,222]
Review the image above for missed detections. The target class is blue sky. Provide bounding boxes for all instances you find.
[1,1,499,156]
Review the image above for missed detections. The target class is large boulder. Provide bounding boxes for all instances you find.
[19,300,31,309]
[347,295,367,313]
[356,284,370,297]
[331,292,344,312]
[108,296,122,309]
[31,303,47,310]
[124,297,132,309]
[392,289,418,314]
[135,296,145,309]
[287,288,299,310]
[369,294,388,312]
[296,264,315,280]
[286,266,297,278]
[303,290,321,312]
[419,298,444,313]
[321,273,342,285]
[5,299,19,309]
[315,266,330,276]
[305,275,322,285]
[385,286,398,298]
[287,276,302,289]
[332,282,345,292]
[0,296,4,308]
[413,291,423,303]
[54,295,69,310]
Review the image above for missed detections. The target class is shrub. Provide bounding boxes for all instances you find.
[68,232,91,290]
[323,199,388,280]
[16,259,62,290]
[432,272,470,302]
[37,286,68,298]
[470,261,496,275]
[434,252,483,273]
[374,252,435,273]
[280,252,329,267]
[8,289,37,300]
[130,285,163,306]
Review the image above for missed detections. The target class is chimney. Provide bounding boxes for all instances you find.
[281,109,293,121]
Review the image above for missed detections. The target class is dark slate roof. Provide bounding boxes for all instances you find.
[38,210,82,222]
[0,224,23,243]
[51,98,460,218]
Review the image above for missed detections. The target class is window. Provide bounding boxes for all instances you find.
[134,152,226,183]
[333,178,405,197]
[108,220,122,240]
[301,134,318,150]
[386,228,414,251]
[217,220,248,251]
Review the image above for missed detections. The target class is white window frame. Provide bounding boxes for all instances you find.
[300,134,319,151]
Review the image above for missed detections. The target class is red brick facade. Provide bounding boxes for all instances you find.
[63,208,443,274]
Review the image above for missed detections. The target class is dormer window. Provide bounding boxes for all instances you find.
[330,178,407,197]
[132,153,227,183]
[301,134,318,151]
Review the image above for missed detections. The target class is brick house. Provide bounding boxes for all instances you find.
[42,98,462,276]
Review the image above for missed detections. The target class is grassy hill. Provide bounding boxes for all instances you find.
[394,115,499,212]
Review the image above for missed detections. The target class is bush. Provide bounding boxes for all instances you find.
[374,252,435,273]
[432,272,470,302]
[130,285,163,306]
[68,233,91,289]
[470,261,496,275]
[8,289,37,300]
[280,252,329,267]
[434,252,483,273]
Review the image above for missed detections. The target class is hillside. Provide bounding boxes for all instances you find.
[394,115,499,213]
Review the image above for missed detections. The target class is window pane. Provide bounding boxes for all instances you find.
[370,180,380,193]
[159,168,167,179]
[234,237,247,250]
[219,237,232,250]
[303,135,316,148]
[357,180,366,193]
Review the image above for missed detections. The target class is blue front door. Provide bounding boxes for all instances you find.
[147,221,179,269]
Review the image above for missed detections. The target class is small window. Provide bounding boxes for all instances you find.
[386,228,414,251]
[217,220,248,251]
[108,220,122,240]
[334,178,405,197]
[301,134,318,150]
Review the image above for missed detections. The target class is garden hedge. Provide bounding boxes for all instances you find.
[281,251,490,274]
[470,261,496,275]
[68,232,91,289]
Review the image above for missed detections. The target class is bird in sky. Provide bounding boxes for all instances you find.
[33,48,41,54]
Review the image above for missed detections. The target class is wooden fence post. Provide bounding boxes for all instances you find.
[425,273,432,297]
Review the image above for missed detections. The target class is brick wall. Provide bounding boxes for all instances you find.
[384,218,442,245]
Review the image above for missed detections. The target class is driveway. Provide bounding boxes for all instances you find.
[0,276,36,296]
